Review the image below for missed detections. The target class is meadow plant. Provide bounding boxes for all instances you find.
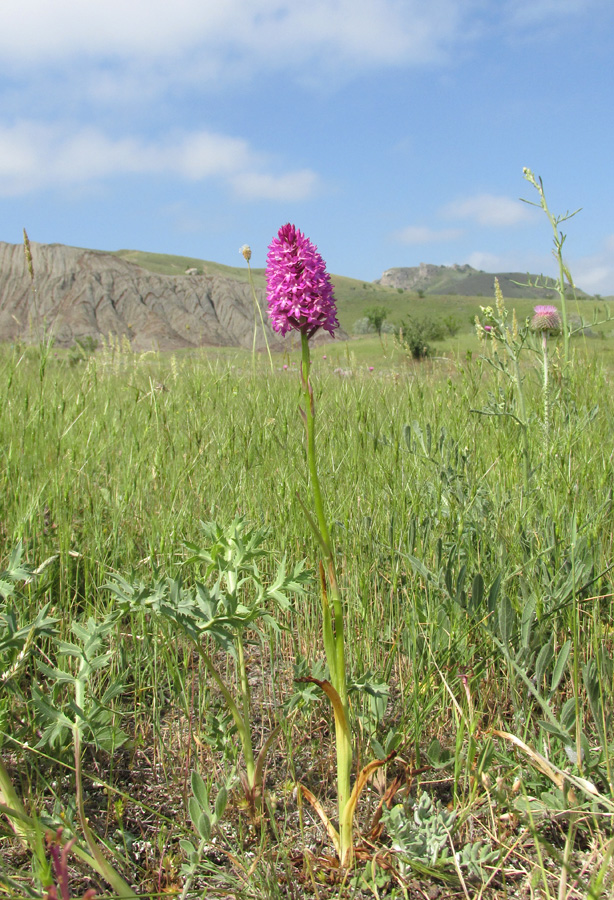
[474,279,533,490]
[521,168,580,365]
[43,829,96,900]
[266,224,386,867]
[396,315,443,360]
[531,304,562,446]
[0,551,137,898]
[22,229,55,387]
[107,518,309,819]
[363,306,390,338]
[240,243,274,372]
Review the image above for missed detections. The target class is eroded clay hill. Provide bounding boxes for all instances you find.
[0,241,285,351]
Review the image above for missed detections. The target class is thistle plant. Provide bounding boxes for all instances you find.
[531,304,562,448]
[266,224,381,868]
[521,169,580,366]
[474,279,532,491]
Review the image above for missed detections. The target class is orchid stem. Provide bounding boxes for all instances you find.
[300,330,353,866]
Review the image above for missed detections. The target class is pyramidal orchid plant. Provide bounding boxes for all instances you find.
[266,224,360,866]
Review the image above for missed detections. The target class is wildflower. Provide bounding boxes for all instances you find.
[368,366,374,371]
[239,244,252,262]
[266,224,338,338]
[484,325,492,332]
[494,278,505,317]
[531,304,561,332]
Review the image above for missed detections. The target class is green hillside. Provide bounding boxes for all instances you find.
[114,248,258,284]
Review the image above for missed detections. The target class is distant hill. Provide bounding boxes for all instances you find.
[0,242,346,351]
[0,241,598,351]
[376,262,589,299]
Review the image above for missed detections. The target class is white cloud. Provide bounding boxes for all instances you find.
[571,235,614,295]
[394,225,463,244]
[0,1,601,117]
[501,0,600,28]
[230,170,319,201]
[1,0,596,73]
[443,193,535,227]
[465,241,614,295]
[0,0,467,71]
[466,251,517,271]
[0,122,319,201]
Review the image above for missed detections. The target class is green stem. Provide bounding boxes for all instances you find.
[528,173,571,365]
[193,641,256,790]
[236,632,253,762]
[300,331,353,866]
[512,355,531,492]
[542,332,550,452]
[551,220,570,367]
[570,526,583,776]
[300,333,332,555]
[247,260,274,372]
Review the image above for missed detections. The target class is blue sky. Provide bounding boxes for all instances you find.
[1,0,614,294]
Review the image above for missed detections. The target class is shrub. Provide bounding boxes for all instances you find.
[442,315,461,337]
[364,306,390,336]
[353,317,396,335]
[397,316,444,359]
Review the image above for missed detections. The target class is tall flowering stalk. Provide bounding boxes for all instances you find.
[521,168,580,366]
[266,225,354,865]
[474,279,532,492]
[240,244,274,372]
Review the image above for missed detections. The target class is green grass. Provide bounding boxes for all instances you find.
[1,337,614,898]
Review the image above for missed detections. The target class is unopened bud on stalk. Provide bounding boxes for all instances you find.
[531,304,562,332]
[240,244,252,262]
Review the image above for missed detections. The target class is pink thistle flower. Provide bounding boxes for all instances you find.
[368,366,374,371]
[266,224,338,338]
[532,305,561,332]
[483,325,492,332]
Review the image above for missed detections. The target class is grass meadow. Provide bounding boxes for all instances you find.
[1,318,614,899]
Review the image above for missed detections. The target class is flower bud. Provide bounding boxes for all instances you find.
[531,304,561,332]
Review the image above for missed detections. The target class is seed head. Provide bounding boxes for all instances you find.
[23,228,34,281]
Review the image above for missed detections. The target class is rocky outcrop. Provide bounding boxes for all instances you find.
[0,241,339,350]
[377,263,475,291]
[376,262,588,299]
